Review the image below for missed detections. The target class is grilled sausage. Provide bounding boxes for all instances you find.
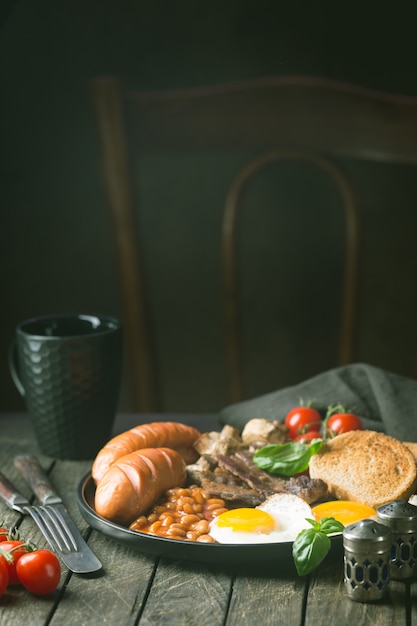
[92,421,201,483]
[94,447,186,526]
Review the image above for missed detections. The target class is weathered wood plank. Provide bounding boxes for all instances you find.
[226,561,306,626]
[0,439,55,540]
[1,438,53,481]
[138,557,232,626]
[0,583,68,626]
[408,577,417,624]
[49,534,158,626]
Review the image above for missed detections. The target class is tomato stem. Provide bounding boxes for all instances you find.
[298,398,318,409]
[297,421,322,435]
[0,525,20,542]
[1,540,36,556]
[325,403,350,420]
[0,546,15,564]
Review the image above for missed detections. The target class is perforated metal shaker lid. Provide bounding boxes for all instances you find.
[343,519,392,553]
[377,500,417,533]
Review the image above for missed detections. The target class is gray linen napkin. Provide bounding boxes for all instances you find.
[218,363,417,442]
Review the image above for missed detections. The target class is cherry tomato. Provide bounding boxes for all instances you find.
[327,412,363,436]
[295,430,322,444]
[0,527,9,542]
[0,540,29,585]
[16,550,61,595]
[0,556,9,596]
[285,406,322,439]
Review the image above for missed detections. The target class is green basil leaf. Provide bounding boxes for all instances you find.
[292,529,331,576]
[252,440,323,476]
[291,517,343,576]
[304,518,321,532]
[318,517,345,535]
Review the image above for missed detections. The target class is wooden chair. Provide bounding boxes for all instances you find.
[90,75,417,411]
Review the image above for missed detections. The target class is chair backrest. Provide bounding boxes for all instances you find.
[91,75,417,411]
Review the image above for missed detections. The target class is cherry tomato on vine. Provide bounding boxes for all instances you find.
[0,527,9,542]
[326,412,363,436]
[0,540,30,585]
[285,406,322,439]
[0,556,9,596]
[295,430,322,444]
[16,550,61,595]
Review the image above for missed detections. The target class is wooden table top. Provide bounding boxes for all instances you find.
[0,412,414,626]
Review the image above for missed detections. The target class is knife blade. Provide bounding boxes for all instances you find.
[13,455,102,574]
[0,470,33,512]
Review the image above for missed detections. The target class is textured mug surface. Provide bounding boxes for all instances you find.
[10,314,122,460]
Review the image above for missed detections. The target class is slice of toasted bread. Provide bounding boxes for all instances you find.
[309,430,417,508]
[403,441,417,463]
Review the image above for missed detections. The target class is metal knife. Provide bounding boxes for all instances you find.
[12,455,102,574]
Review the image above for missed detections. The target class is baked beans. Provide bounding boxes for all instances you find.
[129,485,229,542]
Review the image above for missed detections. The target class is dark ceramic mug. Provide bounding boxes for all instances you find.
[9,314,123,460]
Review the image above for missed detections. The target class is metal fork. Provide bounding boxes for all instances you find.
[0,470,102,573]
[22,502,78,553]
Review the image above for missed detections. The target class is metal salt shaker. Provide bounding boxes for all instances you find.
[343,519,392,602]
[377,500,417,580]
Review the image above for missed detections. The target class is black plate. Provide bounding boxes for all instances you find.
[77,473,342,567]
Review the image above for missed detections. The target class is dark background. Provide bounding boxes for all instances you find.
[1,0,417,414]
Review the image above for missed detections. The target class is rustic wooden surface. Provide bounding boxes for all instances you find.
[0,413,414,626]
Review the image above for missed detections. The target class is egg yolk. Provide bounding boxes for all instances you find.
[215,508,276,533]
[312,501,377,525]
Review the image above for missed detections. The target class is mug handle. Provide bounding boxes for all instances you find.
[8,340,25,396]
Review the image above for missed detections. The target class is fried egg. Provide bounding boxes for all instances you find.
[209,494,313,544]
[312,500,377,525]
